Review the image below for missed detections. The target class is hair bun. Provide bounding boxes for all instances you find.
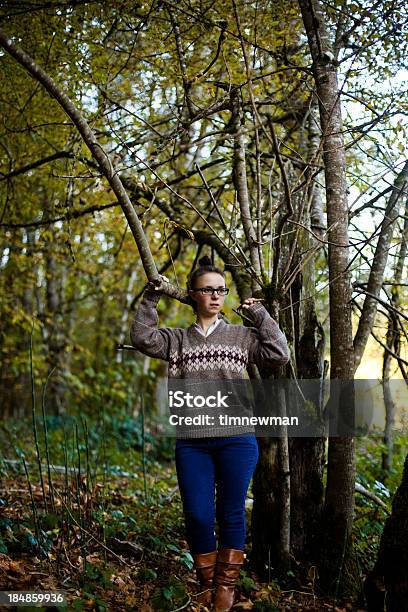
[198,255,212,266]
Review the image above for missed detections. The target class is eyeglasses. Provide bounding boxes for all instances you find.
[192,287,229,295]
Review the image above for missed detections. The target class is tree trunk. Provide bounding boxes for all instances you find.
[251,436,281,579]
[299,0,358,596]
[288,120,326,560]
[289,296,325,558]
[250,209,290,577]
[44,224,66,414]
[364,454,408,611]
[382,193,408,475]
[116,268,138,364]
[251,153,326,574]
[0,231,33,418]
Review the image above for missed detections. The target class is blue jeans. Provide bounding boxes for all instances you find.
[175,434,259,554]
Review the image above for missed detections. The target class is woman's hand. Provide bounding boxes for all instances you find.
[240,297,263,309]
[155,274,169,290]
[147,274,169,291]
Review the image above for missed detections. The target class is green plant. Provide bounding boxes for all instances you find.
[150,577,188,611]
[78,561,112,591]
[137,567,158,581]
[253,601,279,612]
[236,570,257,595]
[354,432,406,573]
[179,551,194,571]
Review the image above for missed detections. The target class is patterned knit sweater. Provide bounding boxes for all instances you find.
[130,289,290,438]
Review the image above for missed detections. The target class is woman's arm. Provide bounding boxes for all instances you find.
[130,288,174,360]
[245,302,290,367]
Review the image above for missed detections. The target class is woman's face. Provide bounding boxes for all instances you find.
[189,272,227,317]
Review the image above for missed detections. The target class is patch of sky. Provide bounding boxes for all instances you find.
[338,49,407,276]
[95,232,112,252]
[1,247,10,268]
[81,84,99,114]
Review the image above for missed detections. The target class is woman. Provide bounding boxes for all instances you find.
[130,256,289,611]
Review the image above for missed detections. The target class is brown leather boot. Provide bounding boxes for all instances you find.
[193,550,217,607]
[214,548,244,611]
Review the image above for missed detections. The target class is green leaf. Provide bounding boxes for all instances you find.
[162,587,173,601]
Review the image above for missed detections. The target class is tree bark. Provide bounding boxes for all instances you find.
[116,269,138,364]
[290,298,326,558]
[250,207,291,576]
[299,0,357,596]
[308,106,326,237]
[44,224,66,414]
[382,191,408,475]
[251,437,281,579]
[288,111,326,560]
[231,88,262,291]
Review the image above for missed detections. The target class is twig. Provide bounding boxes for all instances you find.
[54,488,133,567]
[355,483,390,514]
[170,595,192,611]
[29,321,48,514]
[194,162,228,232]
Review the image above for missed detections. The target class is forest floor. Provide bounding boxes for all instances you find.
[0,469,368,612]
[1,416,397,612]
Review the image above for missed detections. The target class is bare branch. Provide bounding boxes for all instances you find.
[0,151,74,181]
[166,5,194,120]
[230,87,262,291]
[0,201,121,229]
[353,161,408,370]
[355,483,390,514]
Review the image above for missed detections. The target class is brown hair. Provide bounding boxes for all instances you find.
[187,255,226,312]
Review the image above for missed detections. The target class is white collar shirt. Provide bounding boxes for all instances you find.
[193,317,222,337]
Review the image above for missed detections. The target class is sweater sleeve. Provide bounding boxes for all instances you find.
[246,303,290,367]
[130,289,174,361]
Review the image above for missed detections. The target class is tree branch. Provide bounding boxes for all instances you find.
[0,201,122,228]
[0,151,74,181]
[0,26,184,300]
[353,161,408,370]
[230,87,262,291]
[355,483,390,514]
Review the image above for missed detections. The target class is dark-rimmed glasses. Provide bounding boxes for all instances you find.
[192,287,229,296]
